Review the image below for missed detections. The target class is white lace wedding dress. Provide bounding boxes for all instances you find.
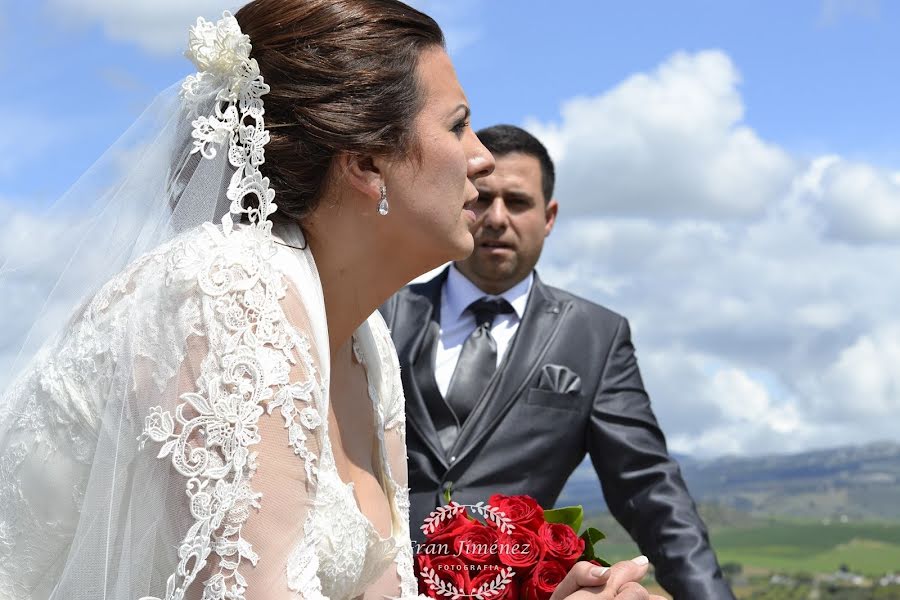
[0,217,425,600]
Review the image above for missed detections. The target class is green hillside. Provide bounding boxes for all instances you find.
[584,509,900,578]
[713,523,900,577]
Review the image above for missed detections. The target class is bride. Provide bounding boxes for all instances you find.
[0,1,663,599]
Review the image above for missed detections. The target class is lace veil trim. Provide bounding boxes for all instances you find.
[136,12,324,600]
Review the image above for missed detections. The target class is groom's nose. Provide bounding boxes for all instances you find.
[482,197,509,230]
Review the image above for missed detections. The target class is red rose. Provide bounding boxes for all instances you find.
[422,506,476,547]
[497,526,544,571]
[538,522,585,569]
[522,560,568,600]
[454,522,501,565]
[415,553,434,595]
[488,494,545,531]
[470,565,520,600]
[419,554,471,598]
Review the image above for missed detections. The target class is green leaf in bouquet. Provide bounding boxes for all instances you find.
[543,505,583,532]
[579,532,595,560]
[443,485,453,505]
[584,527,606,544]
[442,486,478,522]
[579,527,610,567]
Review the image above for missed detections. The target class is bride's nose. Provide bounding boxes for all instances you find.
[467,135,495,181]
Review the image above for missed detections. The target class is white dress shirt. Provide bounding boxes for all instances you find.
[434,264,534,397]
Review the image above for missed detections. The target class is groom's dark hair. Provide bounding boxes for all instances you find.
[475,124,555,203]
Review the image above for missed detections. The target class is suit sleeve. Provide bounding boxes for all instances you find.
[585,317,735,600]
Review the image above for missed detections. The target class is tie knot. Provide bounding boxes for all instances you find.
[467,297,515,328]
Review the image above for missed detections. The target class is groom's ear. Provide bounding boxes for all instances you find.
[337,152,382,202]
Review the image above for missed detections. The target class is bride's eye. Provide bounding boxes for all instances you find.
[451,118,470,137]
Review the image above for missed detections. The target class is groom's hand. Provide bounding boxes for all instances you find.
[549,556,667,600]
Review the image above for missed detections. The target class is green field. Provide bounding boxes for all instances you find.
[712,522,900,576]
[584,512,900,578]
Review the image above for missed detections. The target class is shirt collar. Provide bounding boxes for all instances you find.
[444,263,533,321]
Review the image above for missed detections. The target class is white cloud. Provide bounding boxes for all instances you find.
[0,114,60,178]
[539,206,900,456]
[45,0,247,55]
[814,158,900,242]
[526,51,797,220]
[407,0,484,55]
[819,0,880,25]
[44,0,481,57]
[808,322,900,421]
[530,50,900,457]
[0,200,75,384]
[647,353,814,458]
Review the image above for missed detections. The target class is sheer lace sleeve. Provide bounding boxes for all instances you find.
[0,223,331,600]
[131,226,331,600]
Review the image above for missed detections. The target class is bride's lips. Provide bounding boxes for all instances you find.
[462,195,478,222]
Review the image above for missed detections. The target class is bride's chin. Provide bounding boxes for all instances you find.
[425,225,473,264]
[451,231,475,260]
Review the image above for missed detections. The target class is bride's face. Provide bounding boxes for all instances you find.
[381,47,495,270]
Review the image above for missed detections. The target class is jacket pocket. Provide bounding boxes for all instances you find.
[523,387,585,413]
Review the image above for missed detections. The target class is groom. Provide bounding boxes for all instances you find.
[379,125,734,600]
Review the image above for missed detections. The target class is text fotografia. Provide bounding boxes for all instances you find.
[414,541,531,556]
[434,563,506,573]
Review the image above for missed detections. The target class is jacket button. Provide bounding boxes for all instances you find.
[449,455,456,463]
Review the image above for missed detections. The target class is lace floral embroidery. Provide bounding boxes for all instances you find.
[180,10,275,240]
[138,234,324,600]
[136,12,322,600]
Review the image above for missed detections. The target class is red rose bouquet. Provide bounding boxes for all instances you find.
[415,492,608,600]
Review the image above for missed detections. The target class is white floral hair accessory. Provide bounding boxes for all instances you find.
[180,11,277,236]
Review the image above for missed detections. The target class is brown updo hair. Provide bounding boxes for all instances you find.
[234,0,445,221]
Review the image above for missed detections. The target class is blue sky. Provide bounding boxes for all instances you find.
[454,1,898,165]
[5,1,898,200]
[3,0,900,457]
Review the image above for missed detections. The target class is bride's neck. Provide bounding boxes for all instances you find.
[301,206,414,362]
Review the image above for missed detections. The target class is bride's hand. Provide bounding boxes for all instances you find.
[548,556,667,600]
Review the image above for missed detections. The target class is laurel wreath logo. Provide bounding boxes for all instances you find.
[420,501,516,535]
[419,565,515,600]
[418,502,519,598]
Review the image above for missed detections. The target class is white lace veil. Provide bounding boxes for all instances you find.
[0,14,268,387]
[0,12,322,600]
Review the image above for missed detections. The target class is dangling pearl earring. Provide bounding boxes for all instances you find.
[377,184,389,216]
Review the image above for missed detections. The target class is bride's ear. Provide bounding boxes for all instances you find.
[337,152,383,203]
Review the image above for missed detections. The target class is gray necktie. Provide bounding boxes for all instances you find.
[444,297,515,425]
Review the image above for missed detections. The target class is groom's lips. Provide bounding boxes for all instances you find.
[478,239,513,254]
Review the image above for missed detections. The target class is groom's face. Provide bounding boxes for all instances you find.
[454,152,558,295]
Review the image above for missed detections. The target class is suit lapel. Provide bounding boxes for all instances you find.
[394,269,450,469]
[447,273,570,469]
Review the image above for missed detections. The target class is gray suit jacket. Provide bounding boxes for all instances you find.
[379,269,735,600]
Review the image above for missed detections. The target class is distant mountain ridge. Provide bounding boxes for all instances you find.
[556,441,900,520]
